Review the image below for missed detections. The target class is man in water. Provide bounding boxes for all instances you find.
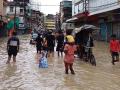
[6,32,20,64]
[46,31,55,57]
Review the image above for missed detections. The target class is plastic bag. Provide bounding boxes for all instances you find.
[39,57,48,68]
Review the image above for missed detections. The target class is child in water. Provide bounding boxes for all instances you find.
[110,34,120,65]
[64,35,76,74]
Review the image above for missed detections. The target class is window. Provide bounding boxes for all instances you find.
[10,7,14,12]
[20,8,24,13]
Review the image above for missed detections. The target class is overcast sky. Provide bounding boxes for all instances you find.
[31,0,65,15]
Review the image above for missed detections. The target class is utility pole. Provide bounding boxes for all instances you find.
[14,0,17,32]
[83,0,89,24]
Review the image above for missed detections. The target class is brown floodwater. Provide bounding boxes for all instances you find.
[0,35,120,90]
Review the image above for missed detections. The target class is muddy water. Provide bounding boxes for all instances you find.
[0,35,120,90]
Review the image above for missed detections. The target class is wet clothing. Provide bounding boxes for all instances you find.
[35,36,43,53]
[56,34,64,52]
[110,40,120,52]
[64,44,76,64]
[111,52,119,57]
[7,36,20,56]
[110,40,120,65]
[64,44,76,74]
[64,61,74,74]
[46,34,55,52]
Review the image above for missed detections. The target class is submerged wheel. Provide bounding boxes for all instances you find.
[90,55,96,66]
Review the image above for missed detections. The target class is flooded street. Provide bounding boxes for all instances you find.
[0,35,120,90]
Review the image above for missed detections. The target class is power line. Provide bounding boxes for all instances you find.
[30,4,60,6]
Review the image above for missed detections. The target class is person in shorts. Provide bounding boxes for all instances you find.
[46,31,55,57]
[110,34,120,65]
[56,31,64,57]
[64,35,76,74]
[6,32,20,64]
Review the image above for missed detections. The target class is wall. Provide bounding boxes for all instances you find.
[89,0,118,12]
[0,0,3,16]
[72,0,119,16]
[72,0,84,16]
[6,6,24,16]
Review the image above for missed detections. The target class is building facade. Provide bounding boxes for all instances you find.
[0,0,4,17]
[30,10,44,32]
[55,13,61,31]
[0,0,8,37]
[60,0,72,23]
[6,0,30,34]
[71,0,120,41]
[44,14,55,31]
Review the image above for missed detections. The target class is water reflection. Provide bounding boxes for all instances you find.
[0,35,120,90]
[4,64,17,78]
[64,75,77,86]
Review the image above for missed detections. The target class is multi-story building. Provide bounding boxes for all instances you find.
[6,0,30,34]
[60,0,72,23]
[30,10,44,32]
[55,13,61,31]
[44,14,55,31]
[71,0,120,41]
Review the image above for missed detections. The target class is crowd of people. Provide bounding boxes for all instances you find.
[6,29,120,75]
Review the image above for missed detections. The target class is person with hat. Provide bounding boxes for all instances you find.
[64,30,77,74]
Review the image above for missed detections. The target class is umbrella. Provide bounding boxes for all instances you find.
[74,24,99,34]
[80,24,99,31]
[74,27,81,34]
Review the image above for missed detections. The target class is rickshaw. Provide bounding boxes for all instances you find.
[74,24,99,66]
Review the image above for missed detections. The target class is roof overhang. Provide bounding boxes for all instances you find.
[66,17,78,23]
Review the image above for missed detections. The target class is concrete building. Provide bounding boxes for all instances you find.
[70,0,120,41]
[30,10,44,32]
[5,0,30,34]
[55,13,61,31]
[44,14,55,31]
[0,0,4,17]
[60,0,72,23]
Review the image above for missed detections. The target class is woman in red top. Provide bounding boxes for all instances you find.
[110,34,120,65]
[64,42,76,74]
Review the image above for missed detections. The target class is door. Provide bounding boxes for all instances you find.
[113,23,120,39]
[99,23,107,41]
[107,23,113,41]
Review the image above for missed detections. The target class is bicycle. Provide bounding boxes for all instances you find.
[83,46,96,66]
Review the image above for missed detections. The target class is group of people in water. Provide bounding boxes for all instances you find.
[6,29,120,75]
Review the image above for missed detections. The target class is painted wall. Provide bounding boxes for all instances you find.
[89,0,118,12]
[5,6,24,16]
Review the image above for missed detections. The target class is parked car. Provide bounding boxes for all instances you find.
[30,33,38,45]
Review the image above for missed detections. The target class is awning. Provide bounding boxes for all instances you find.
[66,17,78,23]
